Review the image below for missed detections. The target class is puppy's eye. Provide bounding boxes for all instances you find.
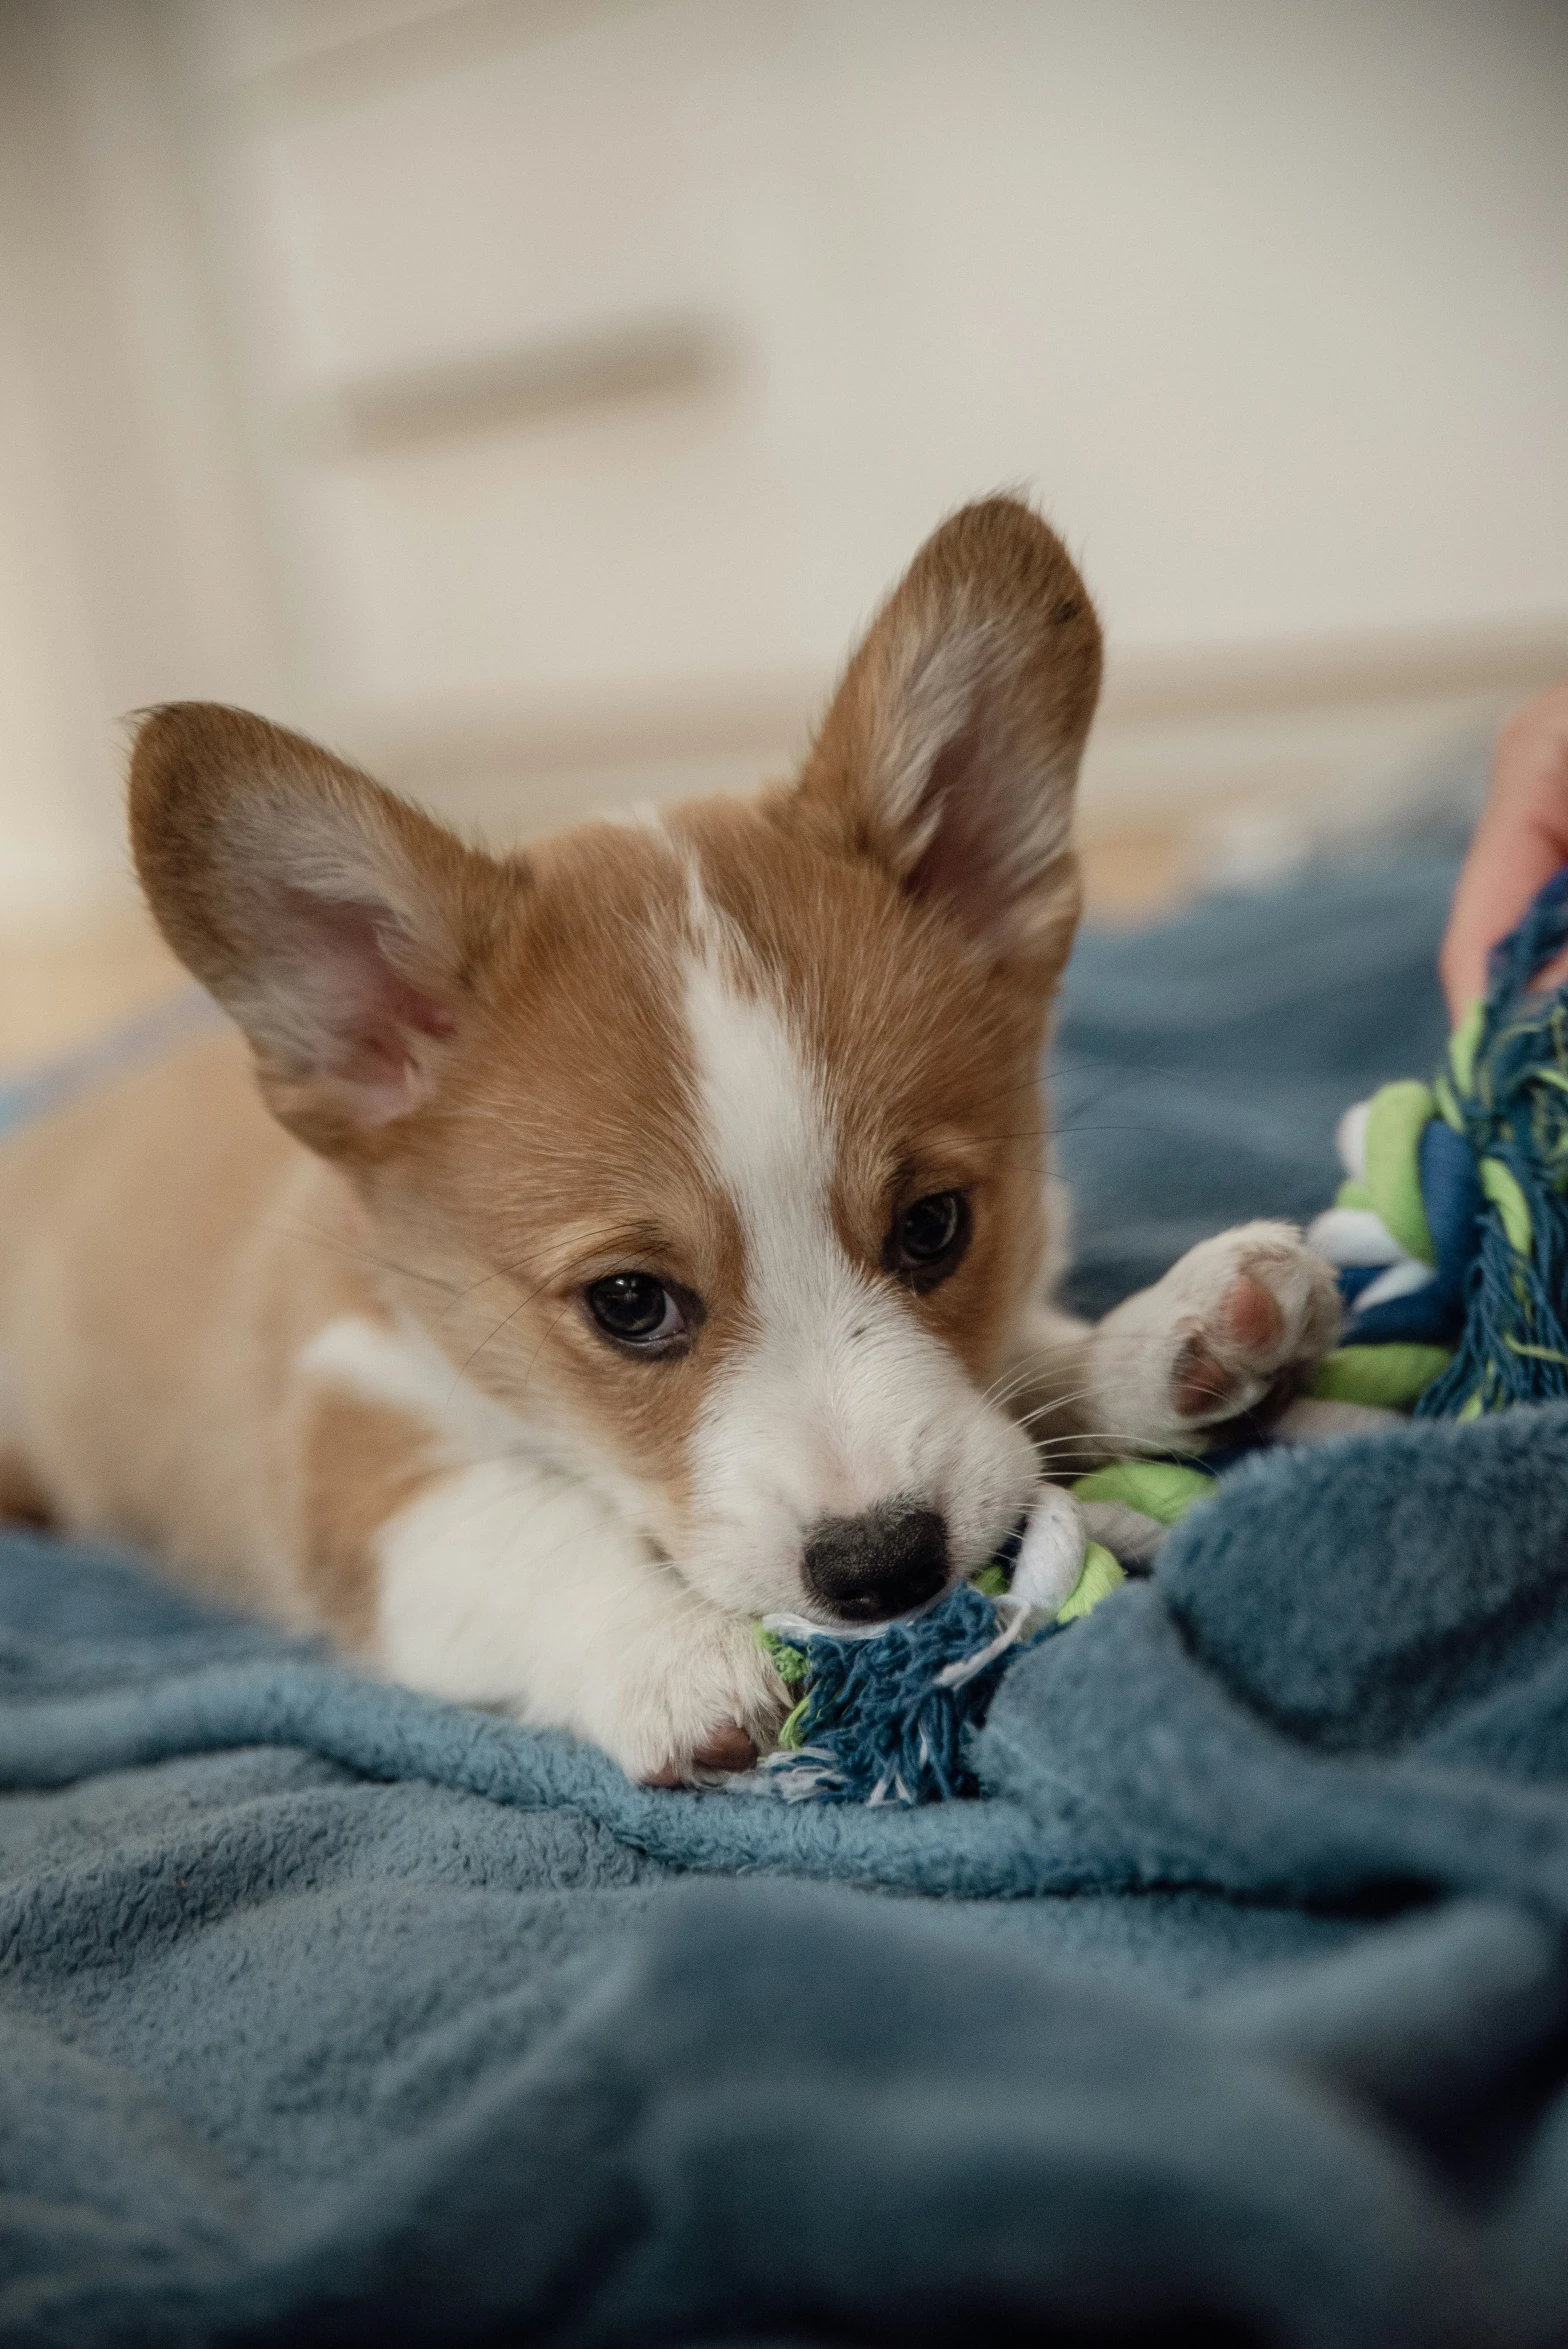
[886,1190,971,1288]
[585,1273,685,1349]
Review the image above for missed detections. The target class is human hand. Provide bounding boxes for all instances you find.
[1440,686,1568,1023]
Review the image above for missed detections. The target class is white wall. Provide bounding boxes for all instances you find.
[0,243,108,924]
[202,0,1568,709]
[0,0,287,930]
[2,0,1566,924]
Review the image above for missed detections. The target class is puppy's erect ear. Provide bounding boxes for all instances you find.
[129,703,517,1154]
[792,498,1101,970]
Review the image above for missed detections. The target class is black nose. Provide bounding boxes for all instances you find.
[802,1504,950,1624]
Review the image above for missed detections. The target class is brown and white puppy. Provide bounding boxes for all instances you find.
[0,500,1339,1781]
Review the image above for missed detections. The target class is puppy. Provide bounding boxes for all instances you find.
[0,500,1339,1781]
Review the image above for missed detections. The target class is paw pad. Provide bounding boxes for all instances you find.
[1222,1269,1285,1354]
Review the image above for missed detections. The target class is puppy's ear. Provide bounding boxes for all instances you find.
[129,703,517,1154]
[791,498,1101,971]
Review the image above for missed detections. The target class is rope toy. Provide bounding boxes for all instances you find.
[752,1486,1143,1806]
[1307,869,1568,1419]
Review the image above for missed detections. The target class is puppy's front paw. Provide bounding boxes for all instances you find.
[593,1610,788,1789]
[1096,1220,1342,1448]
[1167,1225,1342,1424]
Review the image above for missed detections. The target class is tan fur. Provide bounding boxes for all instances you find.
[293,1390,445,1647]
[0,1032,375,1619]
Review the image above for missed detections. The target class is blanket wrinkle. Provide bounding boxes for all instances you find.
[15,832,1568,2345]
[580,1883,1469,2349]
[1215,1902,1568,2161]
[1151,1409,1568,1755]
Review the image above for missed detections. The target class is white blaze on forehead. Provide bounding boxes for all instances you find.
[680,895,879,1528]
[681,881,918,1473]
[681,907,839,1294]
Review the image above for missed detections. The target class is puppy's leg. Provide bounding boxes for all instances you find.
[296,1392,786,1784]
[1010,1219,1342,1466]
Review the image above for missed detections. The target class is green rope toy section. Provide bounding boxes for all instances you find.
[1310,1341,1457,1412]
[1307,993,1563,1420]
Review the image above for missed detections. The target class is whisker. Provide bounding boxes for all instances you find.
[446,1276,567,1401]
[999,1381,1106,1424]
[980,1364,1101,1417]
[1022,1424,1174,1453]
[494,1297,579,1416]
[258,1216,464,1298]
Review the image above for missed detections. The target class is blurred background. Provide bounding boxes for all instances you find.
[2,0,1566,1068]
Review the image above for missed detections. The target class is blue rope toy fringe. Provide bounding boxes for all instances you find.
[756,1577,1062,1807]
[753,1498,1132,1807]
[1420,870,1568,1417]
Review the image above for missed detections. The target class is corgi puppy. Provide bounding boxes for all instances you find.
[0,501,1339,1781]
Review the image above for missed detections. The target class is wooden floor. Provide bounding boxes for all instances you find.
[1077,811,1203,924]
[1,910,186,1073]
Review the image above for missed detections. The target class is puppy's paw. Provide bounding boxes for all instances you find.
[591,1610,788,1789]
[1166,1226,1342,1423]
[1093,1220,1341,1449]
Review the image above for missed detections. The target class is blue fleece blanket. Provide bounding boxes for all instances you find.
[10,838,1568,2348]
